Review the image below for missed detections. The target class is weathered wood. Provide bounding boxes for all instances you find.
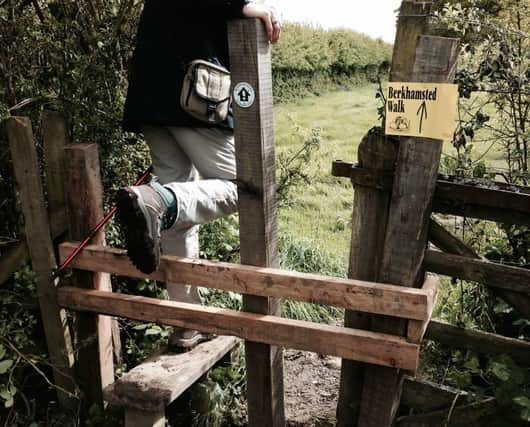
[401,377,466,413]
[228,18,284,427]
[337,132,398,426]
[433,177,530,226]
[395,397,499,427]
[424,250,530,295]
[42,110,68,226]
[6,117,76,407]
[0,206,68,287]
[333,163,530,226]
[57,287,421,371]
[359,33,460,427]
[104,336,240,412]
[58,242,434,321]
[428,218,530,317]
[406,274,439,343]
[124,409,165,427]
[425,320,530,365]
[63,143,114,407]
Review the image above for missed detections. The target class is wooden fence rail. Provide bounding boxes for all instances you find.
[332,161,530,226]
[58,242,436,321]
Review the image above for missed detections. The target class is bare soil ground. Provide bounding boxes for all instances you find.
[284,349,341,427]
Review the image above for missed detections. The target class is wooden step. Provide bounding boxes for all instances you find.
[104,335,239,426]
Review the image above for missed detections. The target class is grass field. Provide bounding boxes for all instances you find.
[274,85,383,271]
[273,85,505,272]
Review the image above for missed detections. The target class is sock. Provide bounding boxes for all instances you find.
[149,180,177,230]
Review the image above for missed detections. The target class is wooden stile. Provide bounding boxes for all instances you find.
[228,18,285,426]
[356,2,460,424]
[57,286,420,371]
[63,143,114,407]
[58,242,435,321]
[6,117,76,407]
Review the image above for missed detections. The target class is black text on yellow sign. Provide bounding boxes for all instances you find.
[384,82,459,141]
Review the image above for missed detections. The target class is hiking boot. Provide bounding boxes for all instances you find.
[116,184,168,274]
[168,327,214,352]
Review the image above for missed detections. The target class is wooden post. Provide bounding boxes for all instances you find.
[357,3,460,425]
[336,132,397,425]
[227,19,285,427]
[63,143,114,407]
[6,117,76,407]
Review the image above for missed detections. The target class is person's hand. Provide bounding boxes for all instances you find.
[242,2,281,44]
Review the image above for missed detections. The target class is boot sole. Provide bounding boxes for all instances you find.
[116,188,159,274]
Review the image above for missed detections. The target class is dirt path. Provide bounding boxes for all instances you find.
[284,349,341,426]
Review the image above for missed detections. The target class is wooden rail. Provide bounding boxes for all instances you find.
[332,161,530,226]
[57,287,420,370]
[58,242,436,321]
[424,250,530,295]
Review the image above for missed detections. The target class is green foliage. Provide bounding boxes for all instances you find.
[272,22,392,102]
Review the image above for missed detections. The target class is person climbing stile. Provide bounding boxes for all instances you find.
[117,0,281,350]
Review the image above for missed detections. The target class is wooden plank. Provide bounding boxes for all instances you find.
[401,377,466,413]
[358,31,460,426]
[228,18,284,427]
[63,143,114,407]
[395,397,499,427]
[428,218,530,318]
[333,162,530,226]
[406,274,439,343]
[124,409,165,427]
[104,336,240,412]
[58,242,433,321]
[425,320,530,366]
[336,132,398,425]
[57,287,420,371]
[0,206,67,287]
[424,250,530,295]
[433,178,530,226]
[6,117,76,407]
[42,110,68,226]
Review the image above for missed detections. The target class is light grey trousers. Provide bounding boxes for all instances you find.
[143,126,238,304]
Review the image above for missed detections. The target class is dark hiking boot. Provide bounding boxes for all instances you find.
[115,184,167,274]
[168,328,214,352]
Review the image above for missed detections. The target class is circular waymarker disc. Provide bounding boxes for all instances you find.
[233,82,256,108]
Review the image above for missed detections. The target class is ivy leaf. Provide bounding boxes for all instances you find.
[514,396,530,408]
[0,359,14,374]
[491,362,511,382]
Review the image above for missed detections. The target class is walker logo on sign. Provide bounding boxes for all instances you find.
[233,82,255,108]
[385,82,458,141]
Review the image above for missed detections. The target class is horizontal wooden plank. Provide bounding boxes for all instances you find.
[401,377,466,413]
[425,320,530,365]
[57,287,420,370]
[59,242,431,321]
[104,336,240,411]
[407,274,440,343]
[396,397,498,427]
[331,161,530,226]
[424,250,530,295]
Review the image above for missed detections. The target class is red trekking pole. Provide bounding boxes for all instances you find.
[54,166,153,277]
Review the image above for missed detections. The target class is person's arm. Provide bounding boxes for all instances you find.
[177,0,281,44]
[242,2,281,44]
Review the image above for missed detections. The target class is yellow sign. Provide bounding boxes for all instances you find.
[384,82,458,141]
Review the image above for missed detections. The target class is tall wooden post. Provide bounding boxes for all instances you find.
[6,117,76,407]
[228,19,285,427]
[64,143,114,407]
[357,2,460,425]
[336,133,397,425]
